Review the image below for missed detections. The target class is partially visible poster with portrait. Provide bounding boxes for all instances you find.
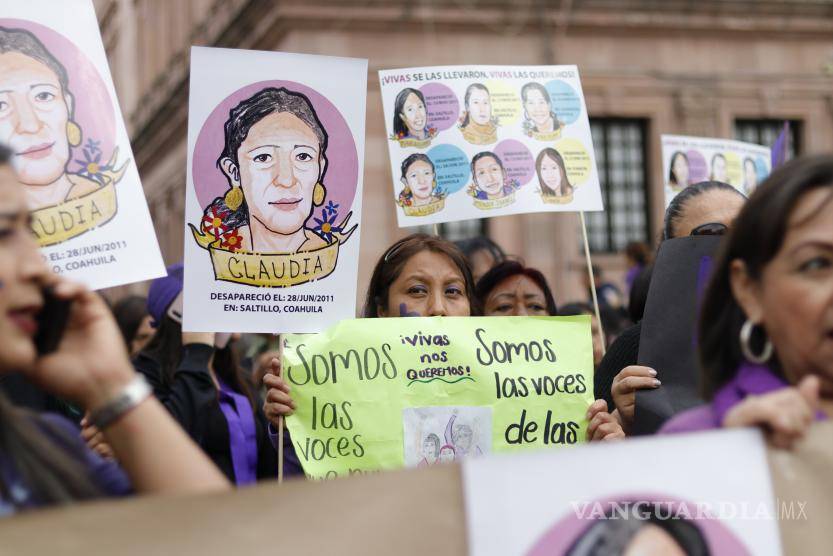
[378,65,604,227]
[464,429,782,556]
[183,47,367,333]
[662,134,771,207]
[0,0,164,289]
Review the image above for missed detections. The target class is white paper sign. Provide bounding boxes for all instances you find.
[464,429,781,556]
[183,47,367,333]
[662,134,771,207]
[0,0,164,289]
[378,65,603,227]
[402,406,492,467]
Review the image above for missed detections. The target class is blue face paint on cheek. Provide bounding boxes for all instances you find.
[399,303,420,317]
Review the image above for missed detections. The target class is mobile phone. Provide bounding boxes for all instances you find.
[35,288,72,355]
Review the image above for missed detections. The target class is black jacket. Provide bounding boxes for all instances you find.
[133,343,300,482]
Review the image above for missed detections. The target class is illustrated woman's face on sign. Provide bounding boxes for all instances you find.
[421,436,438,461]
[403,159,434,203]
[438,446,455,463]
[672,153,689,185]
[0,52,71,187]
[524,88,551,127]
[223,111,323,235]
[400,93,426,135]
[540,153,563,192]
[474,155,505,197]
[467,88,492,126]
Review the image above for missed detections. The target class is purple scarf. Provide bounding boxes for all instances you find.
[713,362,828,424]
[217,379,259,486]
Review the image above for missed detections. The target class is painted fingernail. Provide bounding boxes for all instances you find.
[653,379,661,387]
[648,369,657,376]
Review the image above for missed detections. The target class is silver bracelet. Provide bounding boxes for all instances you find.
[88,375,152,430]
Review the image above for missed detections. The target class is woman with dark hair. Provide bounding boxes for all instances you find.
[662,155,833,443]
[596,181,747,432]
[476,260,557,317]
[0,26,127,211]
[191,87,353,256]
[0,144,227,512]
[111,295,153,358]
[663,181,745,240]
[536,147,574,202]
[459,83,497,145]
[468,152,518,204]
[264,234,479,426]
[397,153,444,216]
[521,82,561,139]
[134,264,301,484]
[391,88,435,144]
[668,151,690,193]
[454,236,506,283]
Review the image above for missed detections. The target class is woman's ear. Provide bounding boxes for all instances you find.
[220,157,240,187]
[729,259,764,323]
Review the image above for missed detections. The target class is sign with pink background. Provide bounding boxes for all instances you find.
[183,46,367,333]
[0,0,164,290]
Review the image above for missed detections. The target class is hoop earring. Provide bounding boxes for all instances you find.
[740,319,773,364]
[67,121,82,147]
[224,186,243,211]
[313,182,326,206]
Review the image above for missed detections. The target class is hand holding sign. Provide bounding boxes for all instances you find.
[611,365,660,433]
[263,366,296,422]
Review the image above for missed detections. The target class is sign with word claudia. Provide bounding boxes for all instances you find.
[183,47,367,332]
[283,316,595,479]
[378,65,604,227]
[1,0,164,289]
[662,134,771,207]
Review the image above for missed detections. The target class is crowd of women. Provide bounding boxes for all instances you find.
[0,138,830,515]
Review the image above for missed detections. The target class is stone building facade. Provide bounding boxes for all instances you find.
[94,0,833,305]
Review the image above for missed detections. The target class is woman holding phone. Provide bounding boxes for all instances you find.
[0,145,227,512]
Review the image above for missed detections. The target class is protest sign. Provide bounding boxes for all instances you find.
[183,47,367,332]
[465,428,782,556]
[283,316,595,479]
[5,423,833,555]
[378,65,603,226]
[0,0,164,289]
[662,134,771,206]
[633,235,722,435]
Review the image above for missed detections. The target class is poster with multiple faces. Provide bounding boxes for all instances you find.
[662,134,771,207]
[378,65,604,227]
[182,47,367,333]
[464,429,782,556]
[0,0,164,289]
